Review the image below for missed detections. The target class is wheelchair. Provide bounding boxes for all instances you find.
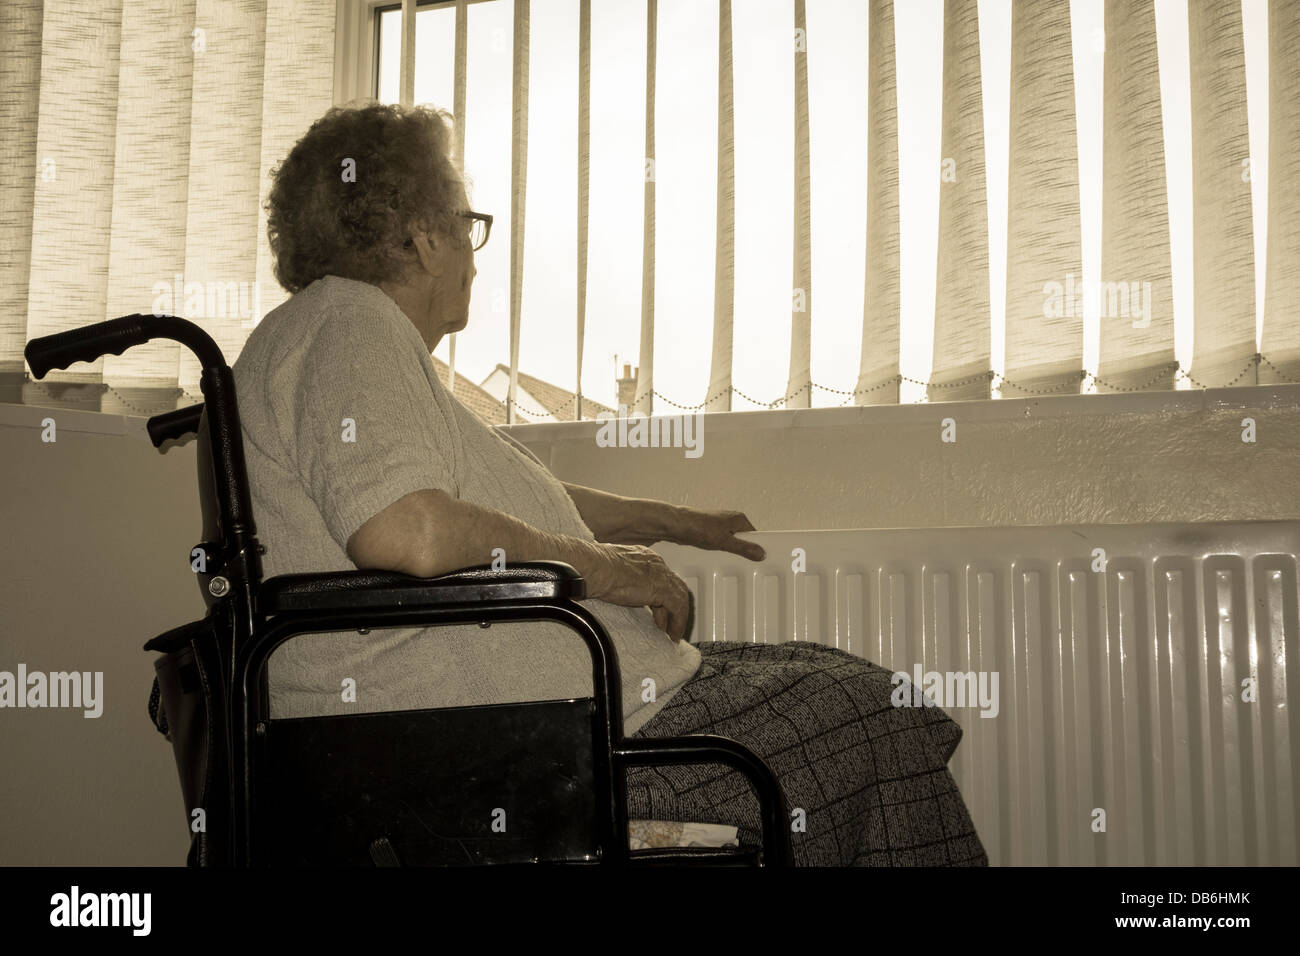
[25,314,793,867]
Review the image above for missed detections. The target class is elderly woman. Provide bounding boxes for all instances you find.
[236,102,985,866]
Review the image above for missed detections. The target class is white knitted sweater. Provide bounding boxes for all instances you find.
[230,275,700,734]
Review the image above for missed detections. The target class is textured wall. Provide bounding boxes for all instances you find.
[505,386,1300,530]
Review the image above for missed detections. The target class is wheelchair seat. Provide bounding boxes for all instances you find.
[26,314,794,867]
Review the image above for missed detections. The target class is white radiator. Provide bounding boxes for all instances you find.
[654,521,1300,866]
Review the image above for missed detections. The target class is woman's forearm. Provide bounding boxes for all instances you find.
[560,482,683,545]
[347,487,691,637]
[406,487,611,586]
[347,487,695,639]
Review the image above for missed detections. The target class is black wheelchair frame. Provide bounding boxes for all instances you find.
[25,314,794,867]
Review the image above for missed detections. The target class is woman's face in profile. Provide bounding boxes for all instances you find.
[422,226,475,339]
[443,235,475,334]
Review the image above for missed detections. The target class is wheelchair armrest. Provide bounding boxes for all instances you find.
[616,735,795,867]
[258,560,585,614]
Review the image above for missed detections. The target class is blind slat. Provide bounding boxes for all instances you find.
[1096,0,1175,391]
[0,0,43,379]
[706,0,735,413]
[449,0,468,395]
[177,0,269,391]
[507,0,529,424]
[1003,0,1082,395]
[634,0,656,416]
[856,0,901,405]
[453,0,468,165]
[251,0,335,335]
[576,0,590,418]
[929,0,991,401]
[1188,0,1256,386]
[99,0,195,413]
[1260,0,1300,382]
[399,0,415,108]
[24,0,125,394]
[786,0,812,408]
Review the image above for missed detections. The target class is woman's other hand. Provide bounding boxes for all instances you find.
[582,542,694,642]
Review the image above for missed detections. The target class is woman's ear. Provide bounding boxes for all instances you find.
[410,232,445,278]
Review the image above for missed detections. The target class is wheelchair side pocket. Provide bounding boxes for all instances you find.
[146,614,231,867]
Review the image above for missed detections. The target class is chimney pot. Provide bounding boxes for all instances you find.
[616,363,638,408]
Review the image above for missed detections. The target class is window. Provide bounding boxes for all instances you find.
[374,0,1277,413]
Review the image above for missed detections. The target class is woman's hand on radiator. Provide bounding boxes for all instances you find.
[560,484,764,561]
[581,542,694,642]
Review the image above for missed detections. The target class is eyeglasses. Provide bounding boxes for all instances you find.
[461,210,492,251]
[404,210,492,252]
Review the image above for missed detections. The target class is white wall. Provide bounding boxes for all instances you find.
[503,385,1300,529]
[2,384,1297,864]
[0,403,200,865]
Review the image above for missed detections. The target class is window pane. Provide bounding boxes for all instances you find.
[731,0,793,409]
[651,0,717,409]
[377,7,401,104]
[582,0,649,411]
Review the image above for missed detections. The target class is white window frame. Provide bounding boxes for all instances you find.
[333,0,388,105]
[335,0,496,105]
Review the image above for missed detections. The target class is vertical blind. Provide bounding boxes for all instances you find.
[3,0,1297,417]
[2,0,335,415]
[929,0,990,401]
[575,0,590,414]
[446,0,469,396]
[105,0,195,401]
[634,0,655,417]
[1260,0,1300,383]
[705,0,734,414]
[0,0,43,387]
[22,0,125,408]
[855,0,901,406]
[1187,0,1257,388]
[507,0,529,423]
[785,0,812,409]
[1002,0,1083,396]
[1096,0,1174,392]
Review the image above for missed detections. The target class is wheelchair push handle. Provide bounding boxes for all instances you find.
[24,316,152,378]
[24,313,226,378]
[25,313,260,599]
[147,403,205,448]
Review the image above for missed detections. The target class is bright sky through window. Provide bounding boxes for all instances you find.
[378,0,1271,411]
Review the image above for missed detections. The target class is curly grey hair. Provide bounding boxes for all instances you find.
[266,102,469,293]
